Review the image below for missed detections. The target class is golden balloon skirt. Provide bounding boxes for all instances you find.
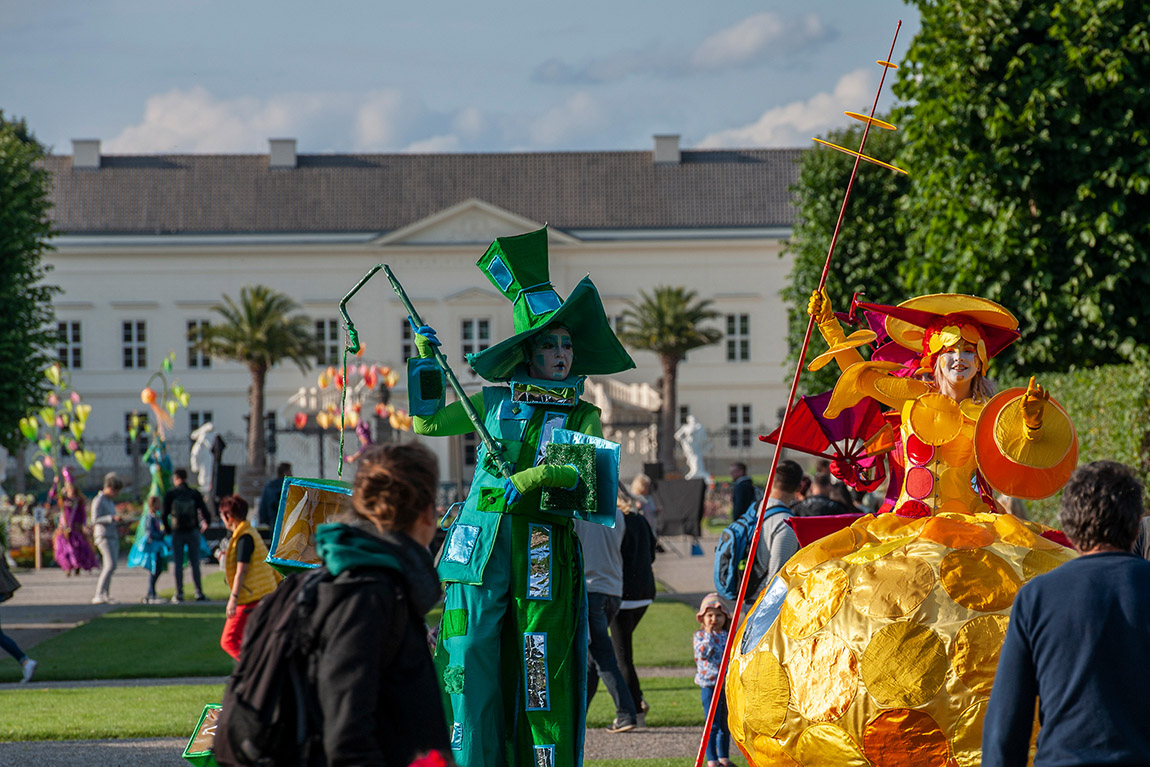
[726,512,1073,767]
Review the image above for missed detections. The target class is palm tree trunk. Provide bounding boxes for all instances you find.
[658,354,680,472]
[248,363,267,470]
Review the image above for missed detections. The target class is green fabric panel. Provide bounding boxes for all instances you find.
[412,391,487,437]
[441,609,468,640]
[540,443,596,515]
[443,664,466,695]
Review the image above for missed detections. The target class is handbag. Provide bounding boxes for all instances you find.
[0,557,21,603]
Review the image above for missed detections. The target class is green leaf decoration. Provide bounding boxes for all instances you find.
[70,421,84,441]
[29,462,44,482]
[39,407,55,425]
[162,357,173,372]
[75,450,97,471]
[166,399,178,417]
[37,438,52,453]
[129,428,138,441]
[131,413,141,429]
[19,418,38,441]
[45,365,61,386]
[75,403,92,424]
[178,392,190,407]
[64,399,74,413]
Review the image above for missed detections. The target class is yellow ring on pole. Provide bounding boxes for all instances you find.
[844,112,897,130]
[811,138,909,175]
[877,60,899,69]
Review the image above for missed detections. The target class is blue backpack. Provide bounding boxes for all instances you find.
[713,500,787,602]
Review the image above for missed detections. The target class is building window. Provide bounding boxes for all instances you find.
[461,431,479,468]
[728,404,752,448]
[401,320,414,361]
[607,314,626,333]
[187,320,212,368]
[57,321,82,369]
[315,319,341,366]
[679,405,690,426]
[460,319,490,363]
[122,320,147,369]
[726,313,750,362]
[189,411,213,434]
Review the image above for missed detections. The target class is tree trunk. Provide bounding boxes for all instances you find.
[248,363,267,470]
[657,354,681,472]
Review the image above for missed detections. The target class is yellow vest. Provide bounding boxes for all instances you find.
[226,521,281,604]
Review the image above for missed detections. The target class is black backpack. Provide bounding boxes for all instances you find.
[172,493,199,531]
[214,567,411,767]
[214,568,331,767]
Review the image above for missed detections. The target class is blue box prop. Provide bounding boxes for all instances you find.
[266,476,353,575]
[182,703,221,767]
[542,428,620,527]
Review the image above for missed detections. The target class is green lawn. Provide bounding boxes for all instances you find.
[0,684,225,741]
[587,676,702,728]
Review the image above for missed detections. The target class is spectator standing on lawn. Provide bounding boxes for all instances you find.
[983,460,1150,767]
[743,460,801,611]
[694,593,731,767]
[136,496,169,604]
[219,495,281,660]
[577,503,639,733]
[0,556,36,682]
[630,474,658,533]
[612,492,657,722]
[311,442,449,765]
[728,462,755,521]
[163,468,210,603]
[89,473,123,605]
[49,468,99,575]
[257,462,292,527]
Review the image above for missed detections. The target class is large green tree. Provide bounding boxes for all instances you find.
[782,120,911,394]
[0,113,59,452]
[618,286,721,471]
[894,0,1150,372]
[190,286,319,470]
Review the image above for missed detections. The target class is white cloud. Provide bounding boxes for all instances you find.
[353,88,429,150]
[698,68,875,148]
[691,12,829,71]
[404,134,461,153]
[104,86,338,153]
[526,92,607,147]
[532,12,833,84]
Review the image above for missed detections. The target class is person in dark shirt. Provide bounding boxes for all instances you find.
[162,468,210,603]
[729,462,756,521]
[611,493,657,720]
[790,472,851,517]
[257,462,292,527]
[983,460,1150,767]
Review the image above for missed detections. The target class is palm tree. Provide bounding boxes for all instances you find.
[190,285,319,470]
[618,286,721,472]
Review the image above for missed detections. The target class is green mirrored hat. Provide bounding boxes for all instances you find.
[467,226,636,382]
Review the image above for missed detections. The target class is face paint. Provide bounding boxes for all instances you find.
[527,327,573,380]
[936,341,978,388]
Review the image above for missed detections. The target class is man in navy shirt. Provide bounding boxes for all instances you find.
[983,460,1150,766]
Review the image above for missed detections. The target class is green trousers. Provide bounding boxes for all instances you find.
[437,512,587,767]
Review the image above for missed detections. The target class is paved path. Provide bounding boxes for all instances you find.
[1,535,724,764]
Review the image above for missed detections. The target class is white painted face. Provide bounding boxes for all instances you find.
[527,327,573,380]
[936,341,979,387]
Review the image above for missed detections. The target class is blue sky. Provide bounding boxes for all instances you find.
[0,0,919,155]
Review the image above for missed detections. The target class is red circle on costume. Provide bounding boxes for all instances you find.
[905,434,935,466]
[904,466,934,500]
[895,500,931,519]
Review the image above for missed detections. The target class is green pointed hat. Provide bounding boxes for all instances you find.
[467,226,635,382]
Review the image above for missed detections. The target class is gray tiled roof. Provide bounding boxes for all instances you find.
[43,148,803,235]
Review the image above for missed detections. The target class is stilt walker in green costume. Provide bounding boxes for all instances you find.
[408,227,635,767]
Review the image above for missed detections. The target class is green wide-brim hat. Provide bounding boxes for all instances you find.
[467,274,636,382]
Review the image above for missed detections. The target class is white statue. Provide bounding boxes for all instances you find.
[189,422,215,493]
[674,415,712,484]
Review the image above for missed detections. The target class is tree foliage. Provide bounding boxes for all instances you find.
[782,120,911,394]
[618,286,721,470]
[0,113,59,452]
[190,285,318,470]
[894,0,1150,372]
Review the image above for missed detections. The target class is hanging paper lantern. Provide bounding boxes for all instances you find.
[47,392,59,407]
[358,364,368,378]
[294,412,308,429]
[316,411,332,429]
[140,387,157,405]
[355,343,366,358]
[333,372,345,390]
[326,365,337,380]
[375,403,387,417]
[346,410,359,429]
[363,368,378,389]
[384,369,400,388]
[70,391,81,404]
[317,371,331,389]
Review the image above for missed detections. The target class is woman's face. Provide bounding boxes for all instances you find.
[527,327,573,380]
[936,341,978,388]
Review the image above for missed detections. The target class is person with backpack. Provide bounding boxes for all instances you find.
[712,460,801,608]
[163,468,210,603]
[215,442,449,767]
[218,495,281,660]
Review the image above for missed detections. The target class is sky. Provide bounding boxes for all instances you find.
[0,0,920,156]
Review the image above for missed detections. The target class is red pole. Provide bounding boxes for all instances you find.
[693,20,903,767]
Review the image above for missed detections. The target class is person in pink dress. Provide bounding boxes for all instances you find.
[49,468,99,575]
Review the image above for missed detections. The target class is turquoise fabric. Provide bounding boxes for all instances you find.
[314,522,401,576]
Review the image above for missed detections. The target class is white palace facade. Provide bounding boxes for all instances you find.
[39,136,802,488]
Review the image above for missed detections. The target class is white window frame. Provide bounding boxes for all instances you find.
[726,313,750,362]
[122,320,147,369]
[460,318,491,364]
[187,319,212,369]
[58,320,82,369]
[728,403,753,449]
[315,318,341,366]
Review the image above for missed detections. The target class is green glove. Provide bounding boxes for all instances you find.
[505,464,579,506]
[414,324,441,359]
